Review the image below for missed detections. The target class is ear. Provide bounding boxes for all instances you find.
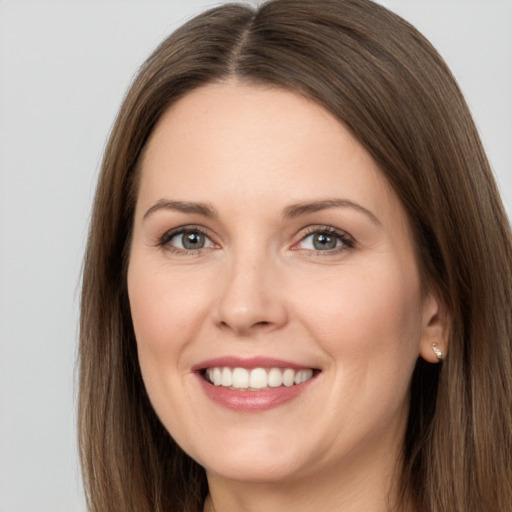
[418,291,450,363]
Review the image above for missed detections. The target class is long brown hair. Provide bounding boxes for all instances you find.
[79,1,512,510]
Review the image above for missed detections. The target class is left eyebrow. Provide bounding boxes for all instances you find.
[143,199,217,221]
[282,199,380,225]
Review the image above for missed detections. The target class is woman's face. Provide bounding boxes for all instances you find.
[127,83,443,485]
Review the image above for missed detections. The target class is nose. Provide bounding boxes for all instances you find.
[214,251,289,336]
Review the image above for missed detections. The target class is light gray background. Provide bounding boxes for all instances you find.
[0,1,510,511]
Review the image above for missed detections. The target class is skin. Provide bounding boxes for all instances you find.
[127,82,447,512]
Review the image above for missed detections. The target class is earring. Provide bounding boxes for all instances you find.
[432,343,443,361]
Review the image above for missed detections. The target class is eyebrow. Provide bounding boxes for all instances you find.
[143,199,216,220]
[143,197,380,225]
[282,199,380,225]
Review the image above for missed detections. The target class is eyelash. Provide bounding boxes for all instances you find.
[157,225,215,255]
[157,225,355,255]
[294,226,355,255]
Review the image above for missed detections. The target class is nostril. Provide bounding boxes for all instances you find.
[215,295,289,334]
[217,319,274,335]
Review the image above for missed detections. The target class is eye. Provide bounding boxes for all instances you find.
[160,228,215,252]
[295,227,354,253]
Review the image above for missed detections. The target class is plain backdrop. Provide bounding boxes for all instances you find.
[0,1,511,510]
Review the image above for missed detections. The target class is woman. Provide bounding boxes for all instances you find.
[78,0,512,510]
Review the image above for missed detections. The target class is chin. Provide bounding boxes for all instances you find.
[202,455,302,484]
[182,429,310,484]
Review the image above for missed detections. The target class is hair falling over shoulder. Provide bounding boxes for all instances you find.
[78,0,512,510]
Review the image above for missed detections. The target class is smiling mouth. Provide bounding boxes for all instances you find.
[203,367,317,391]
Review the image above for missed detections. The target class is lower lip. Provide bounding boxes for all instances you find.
[196,374,316,412]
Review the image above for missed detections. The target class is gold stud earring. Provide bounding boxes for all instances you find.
[432,343,443,361]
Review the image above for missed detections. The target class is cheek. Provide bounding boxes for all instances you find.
[295,261,424,441]
[126,258,214,433]
[128,260,211,355]
[127,262,213,408]
[297,259,424,368]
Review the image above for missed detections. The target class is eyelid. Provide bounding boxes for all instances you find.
[292,225,355,253]
[157,224,218,253]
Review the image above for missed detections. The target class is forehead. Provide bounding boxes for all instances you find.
[137,82,391,207]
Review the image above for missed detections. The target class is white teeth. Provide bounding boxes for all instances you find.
[212,367,222,386]
[249,367,267,388]
[221,367,232,387]
[205,366,315,390]
[282,368,295,387]
[267,368,283,387]
[232,367,249,388]
[294,369,313,384]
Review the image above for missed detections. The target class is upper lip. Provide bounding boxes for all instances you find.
[191,356,318,372]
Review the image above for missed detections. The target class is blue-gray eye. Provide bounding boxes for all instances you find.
[312,232,337,250]
[169,230,213,250]
[298,229,351,251]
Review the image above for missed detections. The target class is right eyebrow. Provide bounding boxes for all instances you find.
[143,199,216,221]
[282,198,380,225]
